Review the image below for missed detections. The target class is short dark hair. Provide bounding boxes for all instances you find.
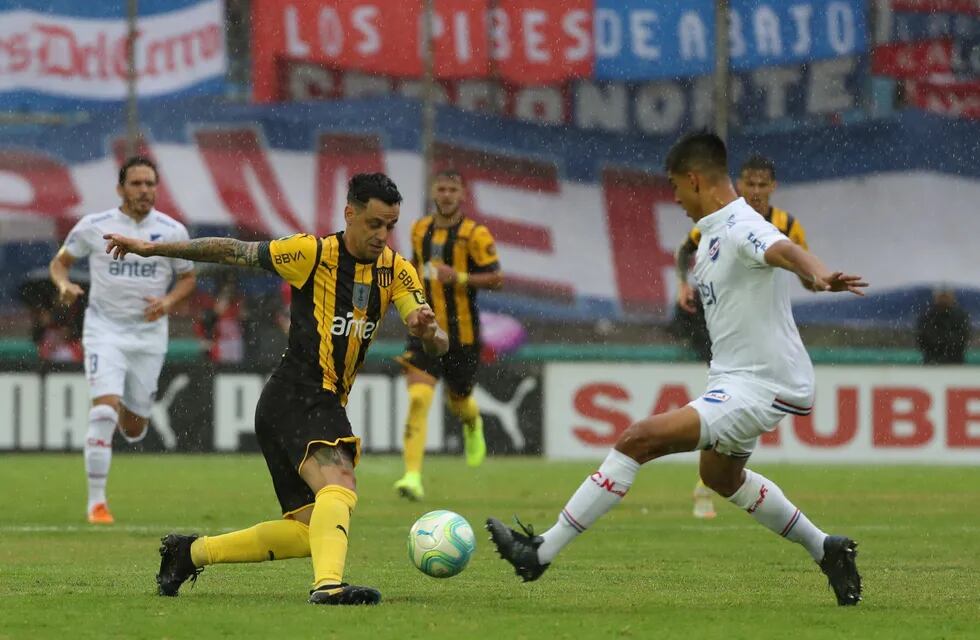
[433,169,465,185]
[739,154,776,180]
[347,172,403,207]
[664,131,728,176]
[118,156,158,186]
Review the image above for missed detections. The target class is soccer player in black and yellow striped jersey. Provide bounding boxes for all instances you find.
[394,170,504,501]
[675,155,808,521]
[104,173,448,606]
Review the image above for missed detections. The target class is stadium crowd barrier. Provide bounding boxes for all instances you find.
[1,345,977,463]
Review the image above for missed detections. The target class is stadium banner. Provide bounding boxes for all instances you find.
[251,0,592,101]
[953,37,980,76]
[250,0,867,101]
[886,7,980,42]
[890,0,980,14]
[871,39,953,78]
[544,363,980,464]
[281,55,866,135]
[594,0,868,80]
[904,77,980,117]
[0,361,544,455]
[0,0,227,111]
[0,100,979,323]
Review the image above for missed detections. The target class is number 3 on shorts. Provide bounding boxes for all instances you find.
[88,353,98,375]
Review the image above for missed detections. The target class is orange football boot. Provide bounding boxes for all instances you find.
[87,503,115,525]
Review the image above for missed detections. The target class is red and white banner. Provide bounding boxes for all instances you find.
[0,0,226,101]
[251,0,593,102]
[904,78,980,118]
[871,39,953,78]
[3,139,980,311]
[545,363,980,463]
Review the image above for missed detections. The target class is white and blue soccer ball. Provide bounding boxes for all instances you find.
[408,510,476,578]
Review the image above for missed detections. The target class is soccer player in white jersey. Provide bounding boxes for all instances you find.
[487,132,867,606]
[49,157,196,524]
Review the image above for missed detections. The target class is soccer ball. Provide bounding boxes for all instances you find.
[408,510,476,578]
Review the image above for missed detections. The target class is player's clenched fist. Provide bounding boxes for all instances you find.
[407,306,437,340]
[57,281,85,306]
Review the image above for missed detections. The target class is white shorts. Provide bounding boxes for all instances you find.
[83,342,165,418]
[689,376,813,458]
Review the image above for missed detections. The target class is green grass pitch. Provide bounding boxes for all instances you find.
[1,454,978,639]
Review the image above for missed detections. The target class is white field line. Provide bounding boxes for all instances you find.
[0,524,239,534]
[3,522,976,535]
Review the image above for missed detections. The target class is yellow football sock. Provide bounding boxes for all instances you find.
[448,394,480,426]
[190,519,310,567]
[403,383,435,475]
[310,485,358,590]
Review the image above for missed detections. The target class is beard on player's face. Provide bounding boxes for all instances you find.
[436,201,460,217]
[129,194,154,215]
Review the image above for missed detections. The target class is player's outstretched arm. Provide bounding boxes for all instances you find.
[104,234,263,268]
[407,306,449,356]
[763,240,868,295]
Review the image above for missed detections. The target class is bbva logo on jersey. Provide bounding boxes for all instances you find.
[330,312,377,340]
[274,251,305,265]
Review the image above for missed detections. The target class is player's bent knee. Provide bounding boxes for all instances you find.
[615,419,671,463]
[408,383,435,412]
[119,421,149,443]
[93,395,121,413]
[301,445,357,492]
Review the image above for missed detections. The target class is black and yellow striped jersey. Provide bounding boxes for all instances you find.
[259,232,426,404]
[682,205,808,254]
[410,215,499,347]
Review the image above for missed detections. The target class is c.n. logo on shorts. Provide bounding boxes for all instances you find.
[703,389,731,403]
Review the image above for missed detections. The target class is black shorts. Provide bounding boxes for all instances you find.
[254,375,361,516]
[395,337,480,397]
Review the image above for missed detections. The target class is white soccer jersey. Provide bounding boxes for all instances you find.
[63,208,193,353]
[691,198,814,401]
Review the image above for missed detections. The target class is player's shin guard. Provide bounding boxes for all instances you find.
[449,394,485,467]
[84,405,118,512]
[728,469,827,560]
[448,394,479,424]
[537,449,640,564]
[190,519,311,566]
[310,485,358,590]
[403,384,435,474]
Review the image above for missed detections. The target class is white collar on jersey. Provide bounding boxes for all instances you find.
[696,197,747,232]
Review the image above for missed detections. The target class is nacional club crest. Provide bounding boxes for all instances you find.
[352,283,371,310]
[708,237,720,262]
[703,389,731,403]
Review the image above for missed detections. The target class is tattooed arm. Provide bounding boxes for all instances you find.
[104,234,266,268]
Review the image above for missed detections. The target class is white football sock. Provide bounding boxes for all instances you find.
[85,405,118,512]
[728,469,827,561]
[537,449,641,564]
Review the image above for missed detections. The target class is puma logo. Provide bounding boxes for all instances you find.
[471,377,538,450]
[149,374,190,450]
[336,524,348,538]
[320,261,335,273]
